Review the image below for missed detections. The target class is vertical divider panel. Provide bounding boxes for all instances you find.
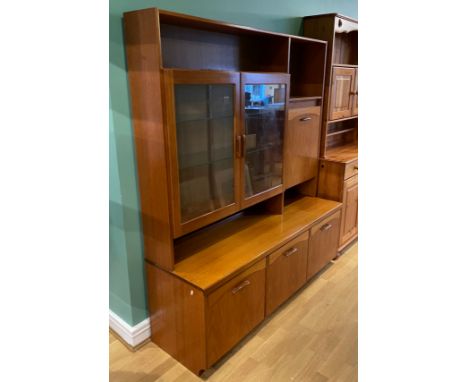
[124,9,175,270]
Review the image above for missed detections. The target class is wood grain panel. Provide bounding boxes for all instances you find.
[266,231,309,315]
[146,263,206,374]
[307,210,341,279]
[206,259,266,366]
[173,197,341,292]
[123,9,174,270]
[284,101,321,189]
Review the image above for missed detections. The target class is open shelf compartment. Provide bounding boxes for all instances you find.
[159,11,290,72]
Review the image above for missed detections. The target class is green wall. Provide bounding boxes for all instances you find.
[109,0,358,326]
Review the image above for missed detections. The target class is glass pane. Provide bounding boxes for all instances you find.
[244,83,285,197]
[175,84,235,223]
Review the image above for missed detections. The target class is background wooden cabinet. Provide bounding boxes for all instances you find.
[304,14,358,252]
[318,159,358,250]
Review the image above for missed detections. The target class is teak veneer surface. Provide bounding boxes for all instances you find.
[173,197,341,291]
[323,143,358,163]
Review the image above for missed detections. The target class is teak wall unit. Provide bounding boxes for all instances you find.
[303,14,358,251]
[124,8,345,375]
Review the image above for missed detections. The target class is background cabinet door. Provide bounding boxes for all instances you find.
[164,70,242,237]
[340,175,358,246]
[241,72,290,208]
[329,67,355,120]
[307,211,341,280]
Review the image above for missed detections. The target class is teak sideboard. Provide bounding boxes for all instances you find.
[123,8,357,375]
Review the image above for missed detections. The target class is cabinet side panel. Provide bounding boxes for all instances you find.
[146,263,207,374]
[124,9,174,269]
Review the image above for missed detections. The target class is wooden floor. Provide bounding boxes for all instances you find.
[110,243,357,382]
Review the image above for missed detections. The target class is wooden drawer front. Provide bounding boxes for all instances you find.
[307,210,341,280]
[266,231,309,315]
[285,103,321,189]
[206,259,266,366]
[344,159,358,180]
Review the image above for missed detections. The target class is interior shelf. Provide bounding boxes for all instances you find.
[327,128,355,137]
[331,63,358,68]
[173,196,341,291]
[289,96,322,103]
[323,143,358,163]
[327,115,358,124]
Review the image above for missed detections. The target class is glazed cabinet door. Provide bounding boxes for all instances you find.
[340,175,358,246]
[206,259,266,366]
[329,67,355,120]
[307,210,341,280]
[240,72,290,208]
[163,70,242,237]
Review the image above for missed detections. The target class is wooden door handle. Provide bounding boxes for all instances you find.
[283,247,298,257]
[235,136,242,158]
[299,116,312,122]
[350,91,358,95]
[320,223,332,231]
[232,279,250,294]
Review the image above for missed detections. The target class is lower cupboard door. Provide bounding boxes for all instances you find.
[266,231,309,315]
[206,259,266,366]
[307,210,341,280]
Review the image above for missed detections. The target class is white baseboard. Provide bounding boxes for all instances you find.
[109,310,151,347]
